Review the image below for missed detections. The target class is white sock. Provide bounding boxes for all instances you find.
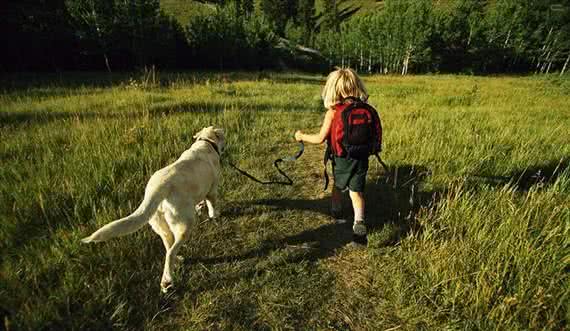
[354,207,365,223]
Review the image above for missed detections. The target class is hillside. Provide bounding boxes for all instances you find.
[160,0,382,26]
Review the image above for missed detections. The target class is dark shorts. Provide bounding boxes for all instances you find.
[333,156,369,192]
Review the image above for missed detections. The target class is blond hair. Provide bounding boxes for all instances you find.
[321,68,368,110]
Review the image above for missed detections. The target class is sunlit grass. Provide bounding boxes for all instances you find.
[0,72,568,330]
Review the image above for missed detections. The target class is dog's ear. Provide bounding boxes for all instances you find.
[214,128,224,138]
[193,128,204,139]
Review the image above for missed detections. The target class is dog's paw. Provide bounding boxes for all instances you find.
[195,201,207,217]
[161,281,174,294]
[196,200,206,211]
[208,209,220,220]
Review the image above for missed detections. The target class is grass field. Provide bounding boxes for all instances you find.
[1,72,569,330]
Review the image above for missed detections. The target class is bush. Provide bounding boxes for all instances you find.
[186,4,278,70]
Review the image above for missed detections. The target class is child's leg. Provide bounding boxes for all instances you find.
[348,190,365,222]
[349,190,367,241]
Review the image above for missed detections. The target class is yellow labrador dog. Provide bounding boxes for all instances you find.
[82,126,225,293]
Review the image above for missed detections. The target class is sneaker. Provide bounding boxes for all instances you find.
[352,220,368,246]
[353,220,367,236]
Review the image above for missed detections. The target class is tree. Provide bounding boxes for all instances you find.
[320,0,432,74]
[481,0,570,73]
[319,0,338,32]
[527,0,570,74]
[260,0,298,35]
[66,0,189,70]
[1,0,76,71]
[430,0,486,73]
[316,0,359,33]
[114,0,162,67]
[238,0,254,14]
[65,0,116,72]
[187,2,278,69]
[296,0,316,45]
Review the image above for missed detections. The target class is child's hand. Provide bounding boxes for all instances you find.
[294,130,303,142]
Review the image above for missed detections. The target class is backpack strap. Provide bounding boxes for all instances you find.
[342,96,363,103]
[369,104,382,153]
[373,152,389,174]
[374,153,390,184]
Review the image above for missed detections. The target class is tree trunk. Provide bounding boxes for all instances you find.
[546,51,560,73]
[504,27,512,48]
[536,27,554,73]
[368,50,372,73]
[341,42,345,67]
[541,50,551,73]
[402,45,412,75]
[561,52,570,76]
[103,53,111,73]
[543,32,561,73]
[360,46,363,71]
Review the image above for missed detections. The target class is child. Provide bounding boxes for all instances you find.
[295,68,374,244]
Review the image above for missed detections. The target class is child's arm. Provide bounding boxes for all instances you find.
[295,110,334,144]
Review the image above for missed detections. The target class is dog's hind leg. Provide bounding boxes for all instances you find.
[205,186,220,219]
[160,203,194,293]
[149,212,174,252]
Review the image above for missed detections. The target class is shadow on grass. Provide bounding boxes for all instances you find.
[466,158,569,192]
[0,99,301,129]
[169,240,335,329]
[0,72,130,90]
[195,159,569,268]
[0,101,221,129]
[0,71,271,91]
[214,164,440,262]
[266,74,325,85]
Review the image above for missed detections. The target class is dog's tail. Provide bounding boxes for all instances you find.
[81,183,165,244]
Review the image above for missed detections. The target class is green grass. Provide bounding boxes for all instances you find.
[1,72,569,330]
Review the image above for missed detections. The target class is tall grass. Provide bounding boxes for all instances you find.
[1,72,568,330]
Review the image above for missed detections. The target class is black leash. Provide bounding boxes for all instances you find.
[228,142,304,186]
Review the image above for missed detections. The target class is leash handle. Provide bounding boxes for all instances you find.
[279,142,304,162]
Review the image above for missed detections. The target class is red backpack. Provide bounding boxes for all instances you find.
[327,97,382,159]
[323,97,383,190]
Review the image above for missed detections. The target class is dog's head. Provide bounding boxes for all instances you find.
[193,126,225,154]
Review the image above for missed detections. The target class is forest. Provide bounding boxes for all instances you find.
[3,0,570,74]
